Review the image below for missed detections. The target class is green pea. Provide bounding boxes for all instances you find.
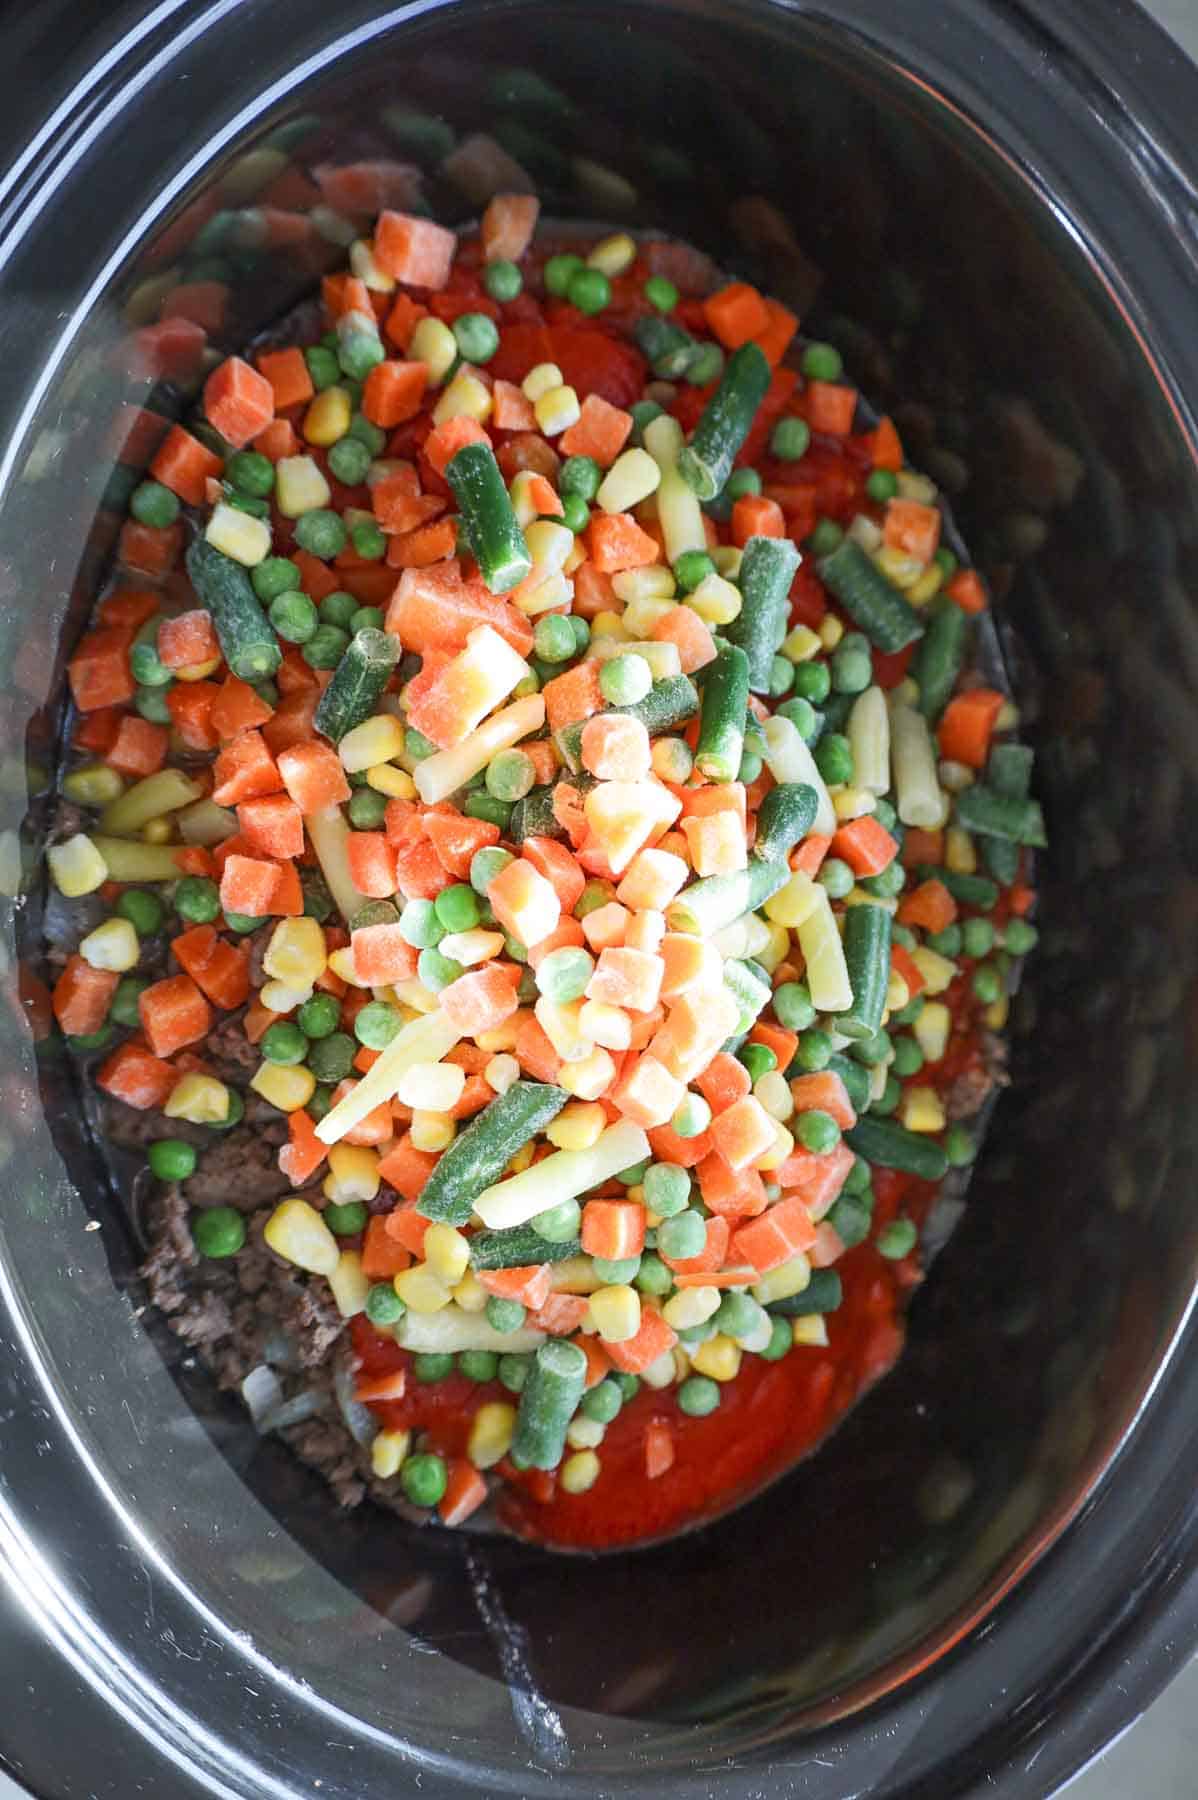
[108,975,149,1028]
[366,1282,405,1326]
[796,1109,840,1154]
[616,1158,650,1186]
[634,1252,673,1296]
[945,1124,976,1167]
[776,696,818,745]
[480,750,533,806]
[559,455,602,502]
[134,685,173,724]
[670,1092,711,1138]
[669,550,712,595]
[533,613,576,663]
[807,517,844,556]
[261,1021,309,1066]
[599,653,652,706]
[210,1088,245,1131]
[642,1162,690,1217]
[831,644,872,695]
[644,275,678,312]
[114,888,163,935]
[814,733,853,785]
[531,1198,581,1243]
[759,1317,793,1361]
[483,259,522,302]
[801,341,843,381]
[354,1001,402,1050]
[567,266,610,316]
[544,253,584,297]
[347,786,388,829]
[678,1375,721,1417]
[497,1349,531,1391]
[173,875,220,924]
[771,417,811,461]
[337,327,385,382]
[1002,918,1039,955]
[843,1155,872,1196]
[726,467,762,502]
[877,1217,917,1260]
[531,949,591,1009]
[464,792,512,830]
[192,1206,246,1259]
[350,519,387,561]
[453,312,500,363]
[861,861,906,900]
[305,345,341,390]
[130,480,180,528]
[325,434,371,486]
[418,947,463,992]
[399,899,443,949]
[302,623,350,669]
[962,918,995,959]
[629,400,663,444]
[225,449,275,498]
[926,924,963,958]
[434,883,480,933]
[147,1138,197,1181]
[294,509,347,560]
[252,556,301,603]
[298,993,340,1039]
[792,660,831,703]
[972,963,1003,1004]
[306,1032,356,1083]
[266,591,316,644]
[486,1297,528,1336]
[400,1452,448,1506]
[413,1352,455,1384]
[853,1028,893,1067]
[738,1043,776,1082]
[593,1254,642,1284]
[686,341,723,385]
[891,1036,924,1078]
[866,467,899,503]
[580,1378,624,1423]
[469,847,513,896]
[318,589,358,630]
[657,1210,706,1260]
[796,1027,834,1072]
[816,859,852,902]
[459,1349,500,1383]
[772,981,816,1033]
[324,1200,368,1236]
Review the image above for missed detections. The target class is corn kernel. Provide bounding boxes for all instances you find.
[452,1268,489,1313]
[559,1450,601,1494]
[79,917,139,973]
[477,1018,521,1054]
[366,763,417,799]
[913,1000,951,1063]
[832,786,877,822]
[327,945,370,987]
[395,1262,453,1314]
[944,825,977,874]
[911,946,957,995]
[754,1070,793,1121]
[513,569,574,617]
[391,975,438,1012]
[886,970,911,1013]
[551,1254,603,1294]
[752,1253,812,1307]
[397,1061,466,1112]
[264,1198,339,1274]
[996,699,1019,731]
[567,1415,606,1450]
[410,1109,455,1153]
[521,361,563,402]
[62,764,125,808]
[371,1428,411,1479]
[756,1120,795,1172]
[324,1143,380,1202]
[409,316,458,383]
[597,448,661,514]
[250,1061,317,1113]
[781,625,822,663]
[507,1141,537,1175]
[423,1222,471,1285]
[141,817,174,844]
[663,1285,721,1330]
[590,609,630,640]
[563,536,587,576]
[908,564,943,606]
[259,978,314,1013]
[875,546,925,590]
[642,1347,679,1389]
[47,834,107,897]
[339,713,405,773]
[468,1401,517,1470]
[206,500,271,566]
[546,1101,606,1152]
[264,917,327,987]
[587,232,636,276]
[687,572,742,626]
[327,1249,371,1318]
[533,384,581,437]
[276,454,332,518]
[438,927,504,967]
[534,995,592,1062]
[896,470,938,503]
[558,1046,617,1100]
[612,566,676,606]
[901,1084,946,1133]
[690,1333,743,1383]
[524,519,574,572]
[349,237,396,293]
[588,1283,641,1343]
[163,1072,231,1124]
[792,1315,830,1347]
[303,385,353,447]
[173,655,223,684]
[432,368,493,427]
[818,615,844,650]
[764,870,820,929]
[757,920,791,974]
[484,1053,520,1095]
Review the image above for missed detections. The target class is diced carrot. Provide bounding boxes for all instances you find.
[74,706,123,753]
[389,518,459,568]
[253,417,299,462]
[789,1070,856,1129]
[514,1012,563,1083]
[709,1094,776,1172]
[526,1293,590,1336]
[345,831,396,899]
[658,934,720,1002]
[830,816,898,877]
[292,548,341,604]
[109,402,170,466]
[219,852,282,917]
[579,1337,613,1390]
[354,1367,408,1404]
[421,812,500,881]
[321,272,372,321]
[694,1050,752,1113]
[170,923,251,1010]
[210,674,274,741]
[362,359,429,429]
[884,497,941,563]
[558,393,634,468]
[449,1074,491,1119]
[68,627,135,712]
[731,494,785,547]
[173,846,215,878]
[589,947,663,1015]
[149,424,223,505]
[610,1052,683,1129]
[256,346,314,411]
[937,688,1006,770]
[423,415,492,479]
[374,481,444,535]
[105,713,168,778]
[487,857,560,948]
[660,1212,730,1277]
[896,877,957,934]
[329,1079,393,1148]
[98,587,159,631]
[383,291,429,350]
[439,964,520,1035]
[526,914,586,970]
[523,739,558,788]
[277,1109,327,1188]
[587,511,659,574]
[481,192,540,262]
[138,973,211,1058]
[158,609,221,671]
[237,793,304,861]
[52,955,119,1037]
[730,1194,817,1275]
[373,212,457,289]
[385,561,534,659]
[871,415,904,473]
[383,1199,431,1257]
[774,1141,855,1218]
[203,355,275,448]
[748,1020,798,1075]
[703,281,770,349]
[946,567,987,615]
[261,692,323,761]
[351,923,418,986]
[645,1120,711,1170]
[889,941,925,1000]
[644,1418,675,1480]
[671,1267,757,1288]
[696,1152,768,1218]
[753,298,799,368]
[580,1199,646,1261]
[96,1040,177,1110]
[543,658,604,734]
[803,382,858,436]
[438,1458,488,1527]
[119,518,183,576]
[899,827,944,869]
[650,604,716,673]
[394,834,451,900]
[491,379,536,430]
[377,1135,439,1205]
[165,681,220,750]
[361,1215,412,1279]
[477,1263,554,1310]
[572,560,617,621]
[211,729,282,805]
[603,1304,677,1375]
[521,835,586,913]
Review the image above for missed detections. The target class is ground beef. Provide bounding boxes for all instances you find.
[103,1097,212,1153]
[48,799,86,845]
[183,1126,290,1211]
[946,1031,1009,1121]
[205,1010,260,1080]
[248,925,274,987]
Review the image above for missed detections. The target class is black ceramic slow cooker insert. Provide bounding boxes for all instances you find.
[2,1,1198,1795]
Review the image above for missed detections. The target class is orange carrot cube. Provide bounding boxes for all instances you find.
[580,712,651,781]
[709,1094,776,1172]
[610,1052,684,1129]
[681,809,747,878]
[615,847,688,912]
[580,1199,646,1261]
[581,901,629,952]
[373,212,456,289]
[658,933,722,1001]
[730,1195,817,1274]
[439,964,520,1035]
[487,857,560,950]
[586,946,663,1014]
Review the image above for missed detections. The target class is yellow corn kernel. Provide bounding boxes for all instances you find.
[641,1346,678,1389]
[587,231,636,276]
[901,1084,946,1134]
[984,993,1009,1031]
[524,519,574,572]
[996,699,1019,731]
[566,1415,606,1450]
[391,976,439,1013]
[79,917,139,973]
[276,454,332,518]
[944,825,977,875]
[410,1109,455,1153]
[339,712,405,773]
[438,928,504,967]
[327,1249,371,1319]
[612,565,676,606]
[757,920,791,975]
[551,1255,603,1296]
[484,1053,520,1095]
[349,237,395,293]
[324,1143,380,1203]
[173,656,222,683]
[559,1450,601,1494]
[371,1428,412,1480]
[756,1120,795,1172]
[477,1018,521,1054]
[141,817,174,844]
[832,786,877,822]
[452,1268,489,1314]
[911,946,957,995]
[264,1198,339,1274]
[687,571,742,626]
[366,763,417,799]
[509,467,550,527]
[163,1072,231,1125]
[752,1252,812,1307]
[250,1061,317,1114]
[663,1285,721,1330]
[259,978,314,1014]
[908,563,943,607]
[397,1061,466,1113]
[395,1262,453,1314]
[590,609,630,640]
[327,945,371,988]
[690,1333,743,1383]
[938,760,975,793]
[893,676,921,708]
[886,969,911,1014]
[263,916,327,987]
[596,447,661,514]
[764,870,820,929]
[409,315,458,383]
[546,1100,606,1152]
[781,624,822,663]
[588,1283,641,1343]
[47,834,107,896]
[792,1315,830,1347]
[558,1047,617,1101]
[563,536,587,576]
[423,1222,471,1285]
[468,1401,517,1470]
[303,385,353,447]
[521,361,563,402]
[913,1000,951,1064]
[818,615,844,650]
[577,1000,631,1051]
[62,764,125,808]
[618,595,675,643]
[533,384,581,437]
[206,501,271,566]
[507,1140,537,1176]
[513,569,574,617]
[896,470,937,503]
[754,1070,793,1122]
[432,367,493,427]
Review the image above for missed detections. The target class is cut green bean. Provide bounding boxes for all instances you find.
[845,1116,949,1180]
[185,538,281,683]
[954,784,1047,847]
[837,903,892,1039]
[444,440,532,595]
[818,537,925,653]
[313,628,400,743]
[696,642,750,782]
[912,597,968,721]
[727,534,800,692]
[418,1080,568,1225]
[677,343,772,501]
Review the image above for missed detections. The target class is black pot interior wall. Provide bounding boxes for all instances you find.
[9,0,1198,1759]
